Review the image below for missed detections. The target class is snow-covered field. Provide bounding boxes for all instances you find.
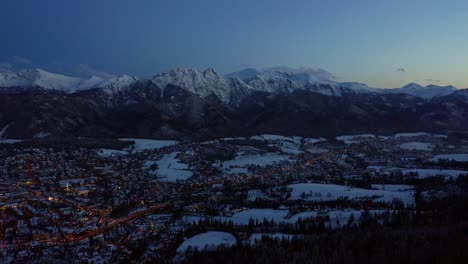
[272,140,303,154]
[183,208,394,230]
[369,166,468,178]
[120,138,177,151]
[247,189,269,201]
[220,137,247,141]
[99,139,179,157]
[147,152,193,182]
[219,152,290,175]
[287,183,415,206]
[251,134,303,154]
[223,153,290,167]
[370,184,414,192]
[336,134,376,144]
[303,137,327,145]
[0,139,22,144]
[394,132,429,138]
[251,132,447,146]
[430,154,468,162]
[176,231,237,253]
[393,132,446,138]
[289,209,391,229]
[218,209,289,225]
[251,134,297,141]
[290,210,359,229]
[402,169,468,178]
[399,142,434,151]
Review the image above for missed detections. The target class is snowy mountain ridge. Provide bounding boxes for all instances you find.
[0,68,139,93]
[151,68,232,102]
[0,67,460,101]
[381,83,457,99]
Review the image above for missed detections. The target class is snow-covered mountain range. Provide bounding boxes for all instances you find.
[152,68,232,102]
[1,66,467,140]
[224,67,377,98]
[0,68,139,93]
[0,66,461,101]
[381,83,457,99]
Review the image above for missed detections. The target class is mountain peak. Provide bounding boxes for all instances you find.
[402,83,423,89]
[225,66,367,95]
[0,68,138,93]
[203,67,218,74]
[426,84,456,90]
[0,66,460,101]
[225,68,261,81]
[396,83,457,99]
[152,67,231,102]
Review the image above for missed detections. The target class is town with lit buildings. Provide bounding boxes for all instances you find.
[1,133,468,263]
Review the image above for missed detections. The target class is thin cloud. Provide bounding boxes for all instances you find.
[51,62,116,78]
[266,66,337,81]
[424,79,442,83]
[12,56,33,66]
[0,57,116,78]
[412,79,444,84]
[0,56,36,71]
[0,62,13,70]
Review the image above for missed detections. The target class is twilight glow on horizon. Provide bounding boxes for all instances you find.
[1,0,467,88]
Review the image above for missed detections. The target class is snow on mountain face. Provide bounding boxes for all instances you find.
[227,68,295,93]
[0,68,87,92]
[402,83,423,90]
[0,68,138,93]
[227,67,319,93]
[72,74,138,93]
[226,67,374,96]
[0,66,459,101]
[0,68,39,88]
[18,68,84,92]
[340,82,373,93]
[384,83,457,99]
[100,75,139,94]
[223,77,253,103]
[152,68,232,102]
[1,66,371,100]
[0,66,14,74]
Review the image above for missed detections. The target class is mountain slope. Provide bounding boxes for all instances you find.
[381,83,457,99]
[0,68,139,93]
[0,66,460,101]
[1,85,467,139]
[152,68,233,103]
[226,67,375,96]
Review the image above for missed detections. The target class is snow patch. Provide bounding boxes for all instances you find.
[0,139,22,144]
[399,142,434,151]
[147,152,193,182]
[219,153,290,174]
[176,231,237,253]
[369,166,468,179]
[288,183,415,206]
[336,134,376,144]
[430,154,468,162]
[120,138,178,151]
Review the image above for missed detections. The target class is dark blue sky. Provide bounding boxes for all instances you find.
[1,0,467,87]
